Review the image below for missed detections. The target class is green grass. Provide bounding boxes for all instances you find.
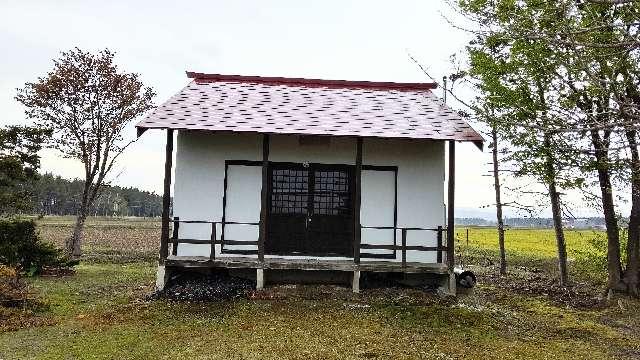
[1,219,638,359]
[29,262,156,316]
[1,262,639,359]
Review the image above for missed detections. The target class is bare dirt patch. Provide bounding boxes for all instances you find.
[470,264,606,309]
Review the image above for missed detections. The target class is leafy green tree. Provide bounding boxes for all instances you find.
[16,48,155,258]
[0,126,50,214]
[549,1,639,294]
[458,1,582,286]
[454,0,640,294]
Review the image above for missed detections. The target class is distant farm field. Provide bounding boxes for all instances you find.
[457,227,609,284]
[457,226,606,257]
[35,216,161,263]
[34,218,606,262]
[33,217,609,282]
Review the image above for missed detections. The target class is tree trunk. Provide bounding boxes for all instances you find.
[542,133,569,286]
[66,207,87,258]
[591,130,625,292]
[534,81,568,285]
[624,130,640,297]
[492,128,507,275]
[65,181,93,259]
[549,179,569,286]
[598,165,625,292]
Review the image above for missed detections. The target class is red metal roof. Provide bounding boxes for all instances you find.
[136,72,483,147]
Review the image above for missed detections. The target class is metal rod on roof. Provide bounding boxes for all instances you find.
[442,76,448,104]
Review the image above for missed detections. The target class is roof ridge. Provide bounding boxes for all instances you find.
[186,71,438,91]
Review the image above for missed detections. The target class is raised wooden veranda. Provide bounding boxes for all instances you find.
[164,218,450,271]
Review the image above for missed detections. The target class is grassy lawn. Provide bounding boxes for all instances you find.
[1,218,639,359]
[2,262,640,359]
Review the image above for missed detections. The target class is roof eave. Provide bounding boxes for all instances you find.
[136,126,148,138]
[135,124,484,149]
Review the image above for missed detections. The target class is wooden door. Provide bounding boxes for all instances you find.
[266,163,354,256]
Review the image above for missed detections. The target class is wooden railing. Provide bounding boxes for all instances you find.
[167,217,259,260]
[167,217,448,266]
[359,225,448,266]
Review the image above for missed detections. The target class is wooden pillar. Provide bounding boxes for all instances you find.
[447,140,456,271]
[159,129,174,265]
[353,137,363,264]
[436,225,443,263]
[210,222,216,260]
[171,216,180,256]
[258,134,270,262]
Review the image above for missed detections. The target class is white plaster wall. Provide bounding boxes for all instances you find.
[172,132,260,257]
[223,165,262,252]
[360,169,395,257]
[172,131,445,263]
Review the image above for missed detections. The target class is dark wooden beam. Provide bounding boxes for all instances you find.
[436,225,443,263]
[171,216,180,256]
[221,162,229,252]
[258,134,270,262]
[401,229,407,268]
[447,141,456,271]
[393,168,398,257]
[353,137,363,264]
[159,129,174,265]
[210,222,216,260]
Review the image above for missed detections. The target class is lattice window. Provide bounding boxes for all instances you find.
[270,168,309,214]
[313,170,351,216]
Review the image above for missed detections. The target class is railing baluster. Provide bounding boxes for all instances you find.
[210,222,216,260]
[436,225,443,263]
[401,228,407,268]
[171,216,180,256]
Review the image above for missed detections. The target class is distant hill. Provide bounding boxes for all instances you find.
[31,173,163,217]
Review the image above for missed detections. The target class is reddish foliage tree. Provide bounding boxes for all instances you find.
[16,48,155,258]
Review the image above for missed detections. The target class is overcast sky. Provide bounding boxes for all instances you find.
[0,0,620,218]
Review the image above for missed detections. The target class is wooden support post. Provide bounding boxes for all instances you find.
[155,265,168,291]
[171,216,180,256]
[401,228,407,268]
[447,141,456,271]
[210,222,216,260]
[258,134,270,262]
[352,270,361,293]
[353,137,363,264]
[256,268,265,290]
[221,163,228,250]
[436,225,443,263]
[159,129,174,265]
